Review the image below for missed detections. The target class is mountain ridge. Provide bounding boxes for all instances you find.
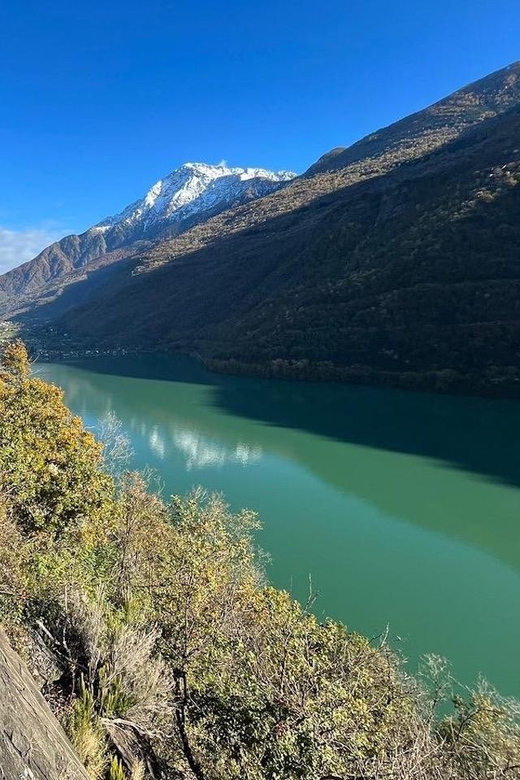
[0,162,295,301]
[95,162,295,236]
[307,60,520,175]
[3,61,520,396]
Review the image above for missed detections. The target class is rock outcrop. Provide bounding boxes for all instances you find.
[0,629,88,780]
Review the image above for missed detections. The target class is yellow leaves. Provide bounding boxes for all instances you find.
[0,341,113,533]
[1,339,30,379]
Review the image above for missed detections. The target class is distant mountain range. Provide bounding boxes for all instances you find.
[1,62,520,396]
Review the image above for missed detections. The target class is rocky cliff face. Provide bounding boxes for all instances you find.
[0,629,88,780]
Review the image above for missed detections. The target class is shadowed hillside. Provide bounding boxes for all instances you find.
[58,101,520,396]
[4,62,520,396]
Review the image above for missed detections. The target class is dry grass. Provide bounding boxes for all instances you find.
[67,684,107,780]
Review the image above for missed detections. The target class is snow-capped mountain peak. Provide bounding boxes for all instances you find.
[96,162,296,236]
[0,161,297,300]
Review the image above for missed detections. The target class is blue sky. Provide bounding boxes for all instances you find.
[0,0,519,272]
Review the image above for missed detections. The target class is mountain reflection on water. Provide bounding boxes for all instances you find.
[141,420,263,470]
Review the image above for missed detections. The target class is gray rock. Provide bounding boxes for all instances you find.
[0,628,89,780]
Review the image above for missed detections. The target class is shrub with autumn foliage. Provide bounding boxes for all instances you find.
[0,340,112,532]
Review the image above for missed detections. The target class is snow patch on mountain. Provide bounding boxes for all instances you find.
[0,161,297,298]
[96,162,296,236]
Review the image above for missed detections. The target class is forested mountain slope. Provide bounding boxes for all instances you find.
[6,62,520,395]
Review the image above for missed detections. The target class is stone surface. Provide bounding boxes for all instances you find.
[0,628,89,780]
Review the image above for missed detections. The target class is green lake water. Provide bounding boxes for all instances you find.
[38,355,520,697]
